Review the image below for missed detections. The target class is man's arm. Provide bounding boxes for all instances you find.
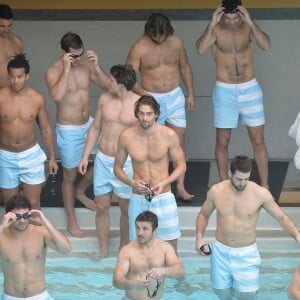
[195,187,216,252]
[126,42,145,96]
[147,242,184,279]
[195,6,223,54]
[238,6,270,51]
[178,37,195,113]
[37,95,58,174]
[261,188,300,243]
[289,266,300,300]
[30,209,71,254]
[45,54,71,102]
[78,96,103,175]
[87,50,109,89]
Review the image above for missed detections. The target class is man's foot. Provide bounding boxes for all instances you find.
[90,252,108,261]
[76,193,96,210]
[67,226,87,238]
[176,186,194,201]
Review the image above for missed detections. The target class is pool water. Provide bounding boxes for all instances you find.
[0,250,297,299]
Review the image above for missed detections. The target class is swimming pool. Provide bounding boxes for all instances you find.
[0,239,298,300]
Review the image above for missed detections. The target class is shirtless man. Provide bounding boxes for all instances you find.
[196,0,270,188]
[195,155,300,299]
[113,211,184,300]
[126,13,195,201]
[78,64,139,258]
[45,32,109,237]
[0,54,58,209]
[0,4,23,88]
[0,194,71,300]
[114,95,186,252]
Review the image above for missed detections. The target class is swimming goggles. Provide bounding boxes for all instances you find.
[144,183,155,202]
[147,277,161,298]
[15,212,31,220]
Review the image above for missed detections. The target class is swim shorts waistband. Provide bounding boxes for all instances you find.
[2,290,51,300]
[132,190,172,199]
[0,143,40,157]
[215,78,257,90]
[144,86,181,97]
[96,150,131,162]
[215,240,257,252]
[56,116,93,130]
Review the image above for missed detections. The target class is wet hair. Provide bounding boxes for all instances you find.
[135,211,158,230]
[230,155,252,175]
[5,195,32,213]
[7,53,30,74]
[110,64,137,91]
[222,0,242,14]
[134,95,160,120]
[144,13,174,38]
[60,32,83,52]
[0,4,13,19]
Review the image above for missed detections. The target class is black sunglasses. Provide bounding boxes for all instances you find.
[223,7,239,14]
[15,212,31,221]
[147,278,161,298]
[144,183,155,202]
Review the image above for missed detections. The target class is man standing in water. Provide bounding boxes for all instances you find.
[0,3,23,88]
[113,211,184,300]
[0,194,71,299]
[46,32,109,237]
[196,155,300,299]
[196,0,270,188]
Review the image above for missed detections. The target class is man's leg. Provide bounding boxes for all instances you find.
[62,167,86,238]
[22,183,43,210]
[213,288,234,300]
[167,239,178,255]
[168,124,193,201]
[215,128,232,182]
[247,125,269,189]
[118,197,129,250]
[75,165,96,210]
[1,187,19,204]
[94,193,111,259]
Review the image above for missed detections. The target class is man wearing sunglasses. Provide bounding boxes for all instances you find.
[196,0,270,190]
[46,32,109,238]
[113,211,184,300]
[0,195,71,300]
[114,95,186,253]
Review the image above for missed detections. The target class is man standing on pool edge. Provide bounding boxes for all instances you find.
[195,155,300,300]
[0,194,71,300]
[196,0,270,188]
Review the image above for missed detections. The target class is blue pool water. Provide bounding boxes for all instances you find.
[0,248,297,299]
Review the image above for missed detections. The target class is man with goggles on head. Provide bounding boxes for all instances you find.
[196,0,270,191]
[46,32,110,238]
[0,195,71,300]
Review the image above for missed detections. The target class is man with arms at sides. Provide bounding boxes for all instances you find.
[45,32,109,237]
[195,155,300,300]
[126,13,195,201]
[114,95,186,253]
[113,211,184,300]
[0,54,58,209]
[196,0,270,188]
[78,64,139,259]
[0,3,23,88]
[0,194,71,300]
[289,266,300,300]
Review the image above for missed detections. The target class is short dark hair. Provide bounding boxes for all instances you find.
[0,4,13,19]
[7,53,30,74]
[230,155,252,175]
[135,211,158,230]
[5,195,32,213]
[110,64,136,91]
[134,95,160,120]
[222,0,242,14]
[144,13,174,37]
[60,32,83,52]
